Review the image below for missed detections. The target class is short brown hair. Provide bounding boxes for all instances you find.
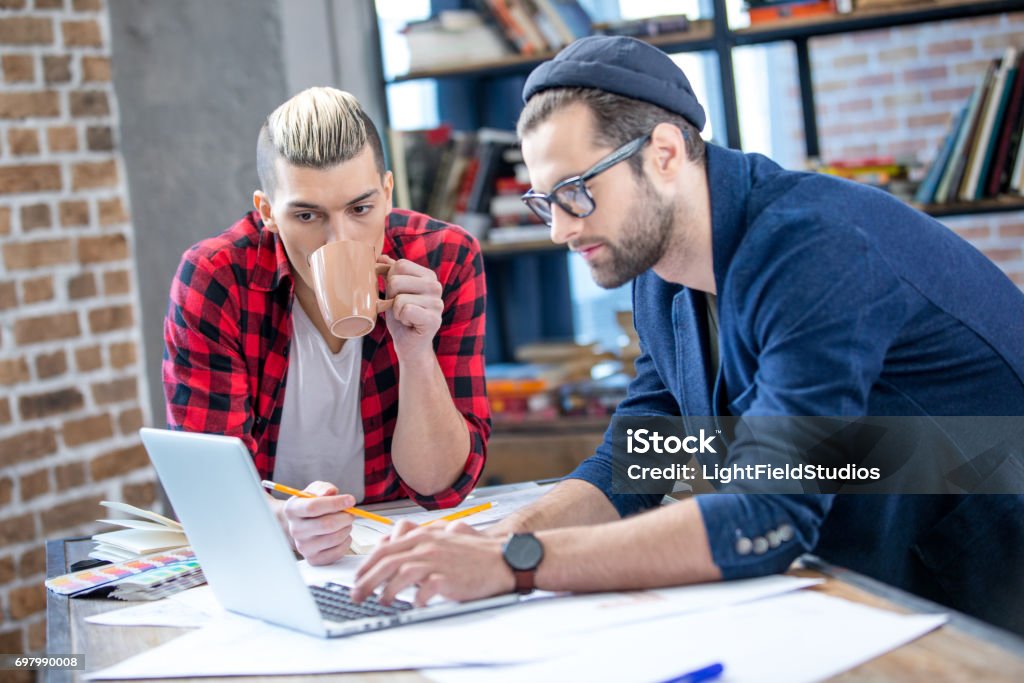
[517,87,705,174]
[256,87,386,198]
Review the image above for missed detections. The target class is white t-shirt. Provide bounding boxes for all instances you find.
[272,301,366,502]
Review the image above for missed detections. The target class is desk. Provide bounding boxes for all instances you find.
[481,417,607,485]
[46,539,1024,683]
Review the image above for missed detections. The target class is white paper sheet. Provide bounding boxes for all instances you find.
[425,591,947,683]
[85,600,212,629]
[83,567,816,678]
[85,612,459,680]
[350,484,553,550]
[164,585,221,613]
[349,575,820,664]
[85,586,224,628]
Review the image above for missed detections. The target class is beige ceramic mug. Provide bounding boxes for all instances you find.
[309,240,393,339]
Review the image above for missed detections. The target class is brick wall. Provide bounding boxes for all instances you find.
[0,0,154,657]
[808,11,1024,285]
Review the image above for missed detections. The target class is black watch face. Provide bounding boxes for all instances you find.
[505,533,544,571]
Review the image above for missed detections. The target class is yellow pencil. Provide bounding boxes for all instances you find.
[422,501,496,526]
[260,480,394,526]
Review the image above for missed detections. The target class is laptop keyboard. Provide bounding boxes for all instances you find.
[310,582,414,622]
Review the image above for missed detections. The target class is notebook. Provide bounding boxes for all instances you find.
[91,500,188,561]
[138,428,521,638]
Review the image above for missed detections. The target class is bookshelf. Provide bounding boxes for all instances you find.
[382,0,1024,218]
[479,238,564,256]
[390,20,716,83]
[918,196,1024,219]
[731,0,1024,44]
[374,0,1024,362]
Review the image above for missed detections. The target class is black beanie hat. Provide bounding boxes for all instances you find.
[522,35,707,131]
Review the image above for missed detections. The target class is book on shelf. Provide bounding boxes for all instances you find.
[474,0,591,55]
[401,11,512,72]
[593,14,691,38]
[918,50,1024,206]
[462,128,522,237]
[914,108,963,205]
[934,62,992,204]
[487,224,553,243]
[534,0,592,42]
[509,0,553,53]
[389,125,453,215]
[960,48,1017,201]
[987,50,1024,197]
[476,0,542,55]
[90,501,188,562]
[974,48,1020,199]
[428,131,475,220]
[490,176,539,228]
[534,0,589,45]
[746,0,837,24]
[853,0,936,9]
[816,156,913,199]
[1011,124,1024,193]
[390,125,544,243]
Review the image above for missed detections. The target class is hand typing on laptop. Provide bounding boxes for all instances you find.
[352,519,515,607]
[267,480,356,565]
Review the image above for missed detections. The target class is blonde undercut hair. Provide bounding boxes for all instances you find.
[256,86,386,198]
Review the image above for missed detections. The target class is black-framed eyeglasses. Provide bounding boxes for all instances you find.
[521,133,651,227]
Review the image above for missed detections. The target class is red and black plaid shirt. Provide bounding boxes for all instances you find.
[162,209,489,509]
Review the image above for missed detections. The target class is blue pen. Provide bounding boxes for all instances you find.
[660,662,724,683]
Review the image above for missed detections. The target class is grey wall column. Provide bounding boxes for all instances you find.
[109,0,289,427]
[279,0,388,127]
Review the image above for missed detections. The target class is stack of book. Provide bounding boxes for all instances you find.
[489,176,546,240]
[915,47,1024,206]
[389,125,454,217]
[391,127,543,243]
[746,0,837,24]
[815,157,915,201]
[853,0,932,10]
[472,0,592,55]
[402,11,511,72]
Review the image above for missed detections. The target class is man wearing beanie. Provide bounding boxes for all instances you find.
[355,37,1024,634]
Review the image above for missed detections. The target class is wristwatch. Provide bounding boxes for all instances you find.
[502,533,544,595]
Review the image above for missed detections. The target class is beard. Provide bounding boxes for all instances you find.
[585,179,675,289]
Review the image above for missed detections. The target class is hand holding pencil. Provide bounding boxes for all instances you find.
[262,481,394,525]
[264,478,497,565]
[263,479,363,567]
[264,479,494,528]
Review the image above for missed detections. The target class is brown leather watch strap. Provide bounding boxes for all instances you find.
[513,568,536,595]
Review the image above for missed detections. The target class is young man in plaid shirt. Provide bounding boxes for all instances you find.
[163,87,489,566]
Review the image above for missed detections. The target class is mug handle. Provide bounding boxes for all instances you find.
[374,262,394,313]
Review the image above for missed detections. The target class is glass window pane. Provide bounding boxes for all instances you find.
[376,0,439,132]
[569,253,633,351]
[375,0,430,80]
[615,0,704,20]
[733,43,806,168]
[579,0,707,22]
[385,82,439,131]
[668,50,719,145]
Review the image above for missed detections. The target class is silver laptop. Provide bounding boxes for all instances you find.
[139,427,519,638]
